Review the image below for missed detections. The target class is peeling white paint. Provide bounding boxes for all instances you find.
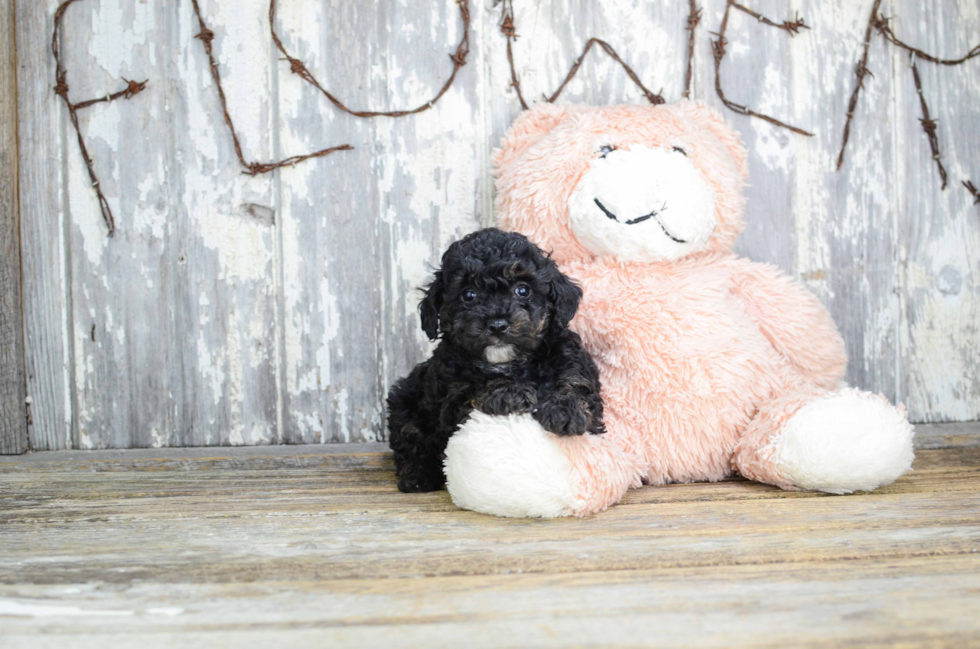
[198,210,274,282]
[87,0,153,79]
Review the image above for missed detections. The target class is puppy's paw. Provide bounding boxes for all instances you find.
[476,382,538,416]
[534,393,591,436]
[397,468,445,493]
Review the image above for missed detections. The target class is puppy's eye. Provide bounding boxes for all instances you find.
[598,145,616,158]
[462,289,477,303]
[672,146,687,156]
[514,284,530,298]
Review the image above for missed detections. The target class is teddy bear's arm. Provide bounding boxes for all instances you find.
[730,258,847,390]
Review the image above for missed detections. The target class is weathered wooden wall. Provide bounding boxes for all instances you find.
[1,0,28,454]
[14,0,980,450]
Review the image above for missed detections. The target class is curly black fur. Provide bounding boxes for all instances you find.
[387,228,605,493]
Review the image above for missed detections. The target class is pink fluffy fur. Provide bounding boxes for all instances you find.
[492,101,911,516]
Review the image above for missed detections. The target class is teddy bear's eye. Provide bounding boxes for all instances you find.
[598,145,616,158]
[672,146,687,156]
[462,289,477,303]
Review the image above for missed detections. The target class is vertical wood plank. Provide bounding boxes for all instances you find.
[59,0,177,448]
[170,0,280,446]
[894,0,980,422]
[276,0,484,443]
[709,0,797,275]
[16,0,72,450]
[0,0,28,454]
[789,0,901,403]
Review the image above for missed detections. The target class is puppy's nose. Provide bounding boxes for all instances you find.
[487,318,509,334]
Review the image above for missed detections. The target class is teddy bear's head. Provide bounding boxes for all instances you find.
[493,101,748,265]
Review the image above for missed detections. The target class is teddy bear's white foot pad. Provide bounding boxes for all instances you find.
[444,412,582,518]
[773,388,915,494]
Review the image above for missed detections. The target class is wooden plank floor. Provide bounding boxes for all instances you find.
[1,426,979,647]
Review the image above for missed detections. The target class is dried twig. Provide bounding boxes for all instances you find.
[683,0,702,99]
[837,8,979,172]
[910,60,947,190]
[497,0,528,109]
[495,2,664,109]
[269,0,471,118]
[190,0,352,176]
[712,1,813,136]
[964,180,980,206]
[871,15,980,190]
[733,2,808,34]
[836,0,882,171]
[875,15,980,66]
[52,0,150,237]
[546,38,665,105]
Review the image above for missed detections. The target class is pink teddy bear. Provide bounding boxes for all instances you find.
[443,101,915,518]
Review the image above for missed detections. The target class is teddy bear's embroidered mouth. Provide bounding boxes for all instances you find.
[592,198,686,243]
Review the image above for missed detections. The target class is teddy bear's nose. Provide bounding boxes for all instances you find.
[487,319,510,334]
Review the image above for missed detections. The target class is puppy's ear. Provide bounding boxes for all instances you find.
[547,264,583,332]
[418,270,445,341]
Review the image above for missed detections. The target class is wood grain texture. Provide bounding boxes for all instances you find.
[59,0,177,449]
[15,0,980,448]
[274,0,484,444]
[0,0,28,454]
[15,0,72,450]
[170,0,280,448]
[0,444,978,645]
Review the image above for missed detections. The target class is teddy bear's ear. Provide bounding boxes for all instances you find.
[492,103,569,176]
[675,100,749,182]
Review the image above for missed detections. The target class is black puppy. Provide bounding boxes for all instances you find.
[387,228,605,493]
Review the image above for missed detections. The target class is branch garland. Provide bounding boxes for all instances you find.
[711,0,812,136]
[836,0,882,171]
[910,60,946,190]
[498,0,527,110]
[964,180,980,206]
[495,0,665,109]
[875,15,979,194]
[876,16,980,66]
[189,0,352,177]
[56,0,472,236]
[53,0,150,237]
[269,0,471,118]
[836,8,980,195]
[683,1,702,99]
[53,0,980,239]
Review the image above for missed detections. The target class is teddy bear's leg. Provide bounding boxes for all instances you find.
[733,386,915,494]
[444,411,642,518]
